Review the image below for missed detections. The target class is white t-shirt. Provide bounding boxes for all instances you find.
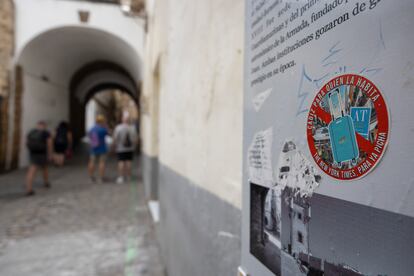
[113,123,137,153]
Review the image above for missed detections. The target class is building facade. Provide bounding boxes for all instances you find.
[141,0,244,275]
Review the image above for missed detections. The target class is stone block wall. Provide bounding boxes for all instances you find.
[0,0,14,171]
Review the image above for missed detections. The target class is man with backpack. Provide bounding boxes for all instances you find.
[113,114,138,184]
[88,115,109,183]
[26,121,53,196]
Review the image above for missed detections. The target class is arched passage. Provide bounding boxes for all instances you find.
[70,61,140,144]
[15,26,142,167]
[84,89,139,132]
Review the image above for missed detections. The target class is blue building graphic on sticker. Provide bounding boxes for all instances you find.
[350,107,371,140]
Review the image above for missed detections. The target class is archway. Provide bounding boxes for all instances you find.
[15,26,142,167]
[70,61,140,145]
[84,89,139,133]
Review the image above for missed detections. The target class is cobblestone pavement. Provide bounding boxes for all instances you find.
[0,155,165,276]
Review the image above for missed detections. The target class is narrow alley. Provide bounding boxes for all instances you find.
[0,155,164,276]
[1,0,414,275]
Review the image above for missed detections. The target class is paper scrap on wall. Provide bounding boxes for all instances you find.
[275,140,321,198]
[248,127,274,187]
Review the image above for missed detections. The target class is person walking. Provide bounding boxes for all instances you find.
[53,121,73,166]
[26,121,53,196]
[88,115,109,183]
[113,114,138,184]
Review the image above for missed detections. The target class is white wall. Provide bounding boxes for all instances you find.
[143,0,244,208]
[19,76,68,166]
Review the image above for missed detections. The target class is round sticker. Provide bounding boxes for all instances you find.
[306,74,389,180]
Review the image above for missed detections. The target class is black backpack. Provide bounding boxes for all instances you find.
[27,130,46,153]
[55,127,68,146]
[123,131,132,148]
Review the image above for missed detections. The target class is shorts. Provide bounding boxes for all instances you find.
[54,143,68,154]
[90,153,107,162]
[30,153,48,166]
[117,151,134,161]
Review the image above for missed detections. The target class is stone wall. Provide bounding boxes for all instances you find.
[0,0,14,98]
[0,0,14,171]
[130,0,145,14]
[119,0,145,14]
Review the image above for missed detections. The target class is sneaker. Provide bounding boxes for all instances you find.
[44,182,51,189]
[25,190,35,197]
[116,176,124,184]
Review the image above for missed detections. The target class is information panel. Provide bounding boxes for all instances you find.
[242,1,414,275]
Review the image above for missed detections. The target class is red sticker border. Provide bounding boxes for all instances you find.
[306,74,390,181]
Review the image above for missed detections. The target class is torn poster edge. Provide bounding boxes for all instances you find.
[274,139,322,198]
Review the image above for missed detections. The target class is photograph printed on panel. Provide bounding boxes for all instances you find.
[250,183,282,275]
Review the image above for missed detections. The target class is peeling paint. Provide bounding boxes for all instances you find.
[217,231,239,239]
[252,88,272,112]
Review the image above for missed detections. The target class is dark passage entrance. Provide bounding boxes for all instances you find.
[69,61,140,148]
